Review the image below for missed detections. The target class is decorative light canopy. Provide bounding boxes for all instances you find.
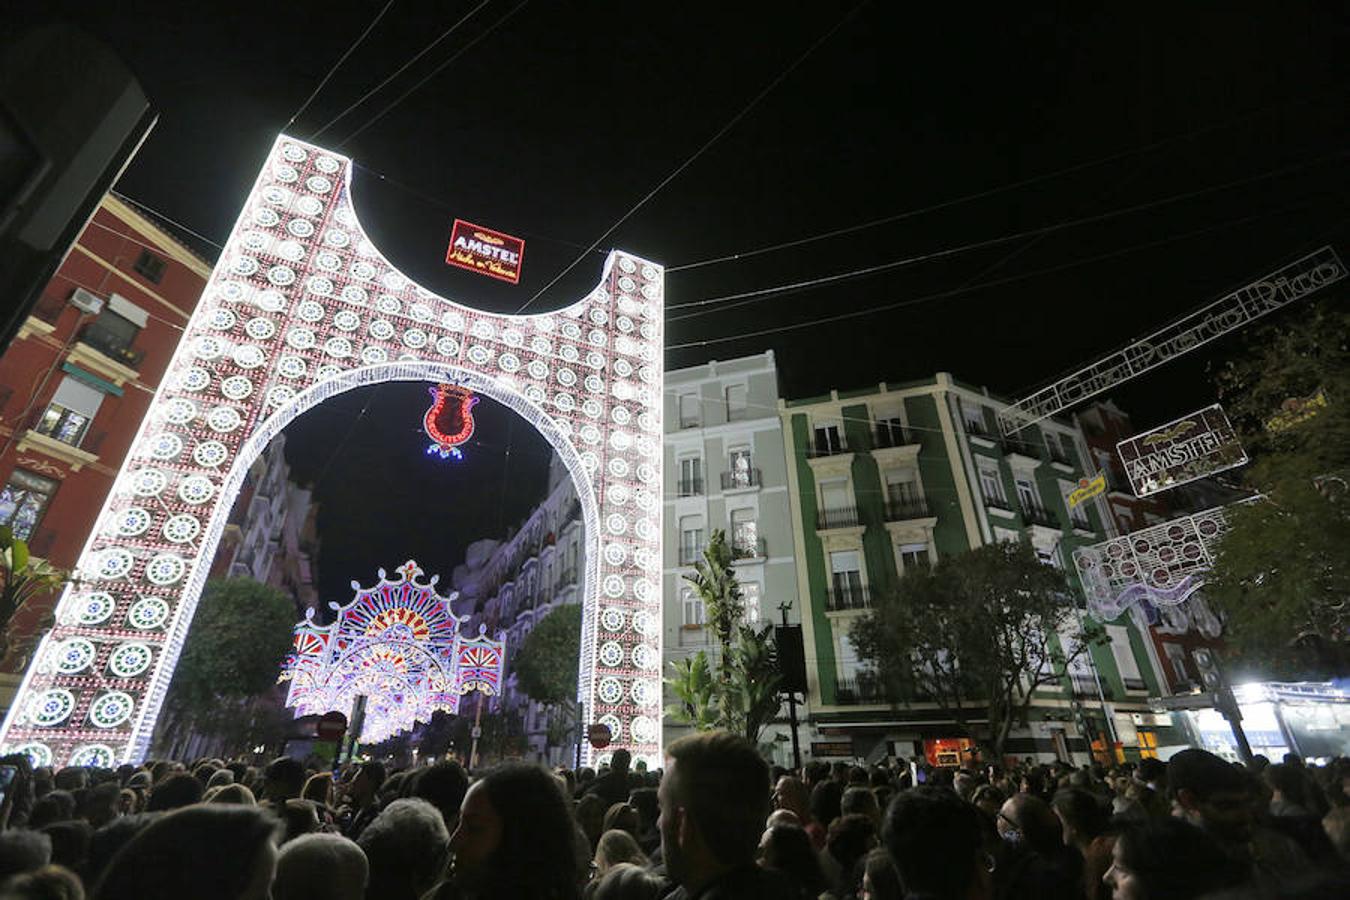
[281,560,504,744]
[0,134,664,768]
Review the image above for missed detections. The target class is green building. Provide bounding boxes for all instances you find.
[781,373,1179,764]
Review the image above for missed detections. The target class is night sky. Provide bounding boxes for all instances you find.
[14,3,1349,596]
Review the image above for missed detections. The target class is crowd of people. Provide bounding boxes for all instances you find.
[0,733,1347,899]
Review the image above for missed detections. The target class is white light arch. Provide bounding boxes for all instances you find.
[0,135,664,767]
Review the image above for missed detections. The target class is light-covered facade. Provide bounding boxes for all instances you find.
[661,352,806,761]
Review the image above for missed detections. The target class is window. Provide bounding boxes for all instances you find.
[885,471,919,505]
[813,422,844,455]
[741,582,762,625]
[725,384,748,421]
[962,404,987,435]
[1059,435,1079,468]
[35,376,105,448]
[978,462,1007,505]
[133,249,167,284]
[1061,630,1097,695]
[727,447,754,488]
[1015,477,1039,511]
[678,393,700,428]
[681,586,705,626]
[679,516,705,564]
[730,509,759,558]
[678,457,703,495]
[821,479,850,512]
[0,469,58,541]
[876,415,907,448]
[829,550,863,600]
[1164,642,1190,685]
[1062,479,1091,528]
[1106,625,1147,691]
[898,542,930,572]
[837,633,868,679]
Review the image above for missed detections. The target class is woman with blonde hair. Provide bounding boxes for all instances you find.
[592,829,647,878]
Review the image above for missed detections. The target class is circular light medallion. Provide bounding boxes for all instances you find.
[53,638,95,674]
[193,440,228,468]
[601,608,625,632]
[97,548,134,580]
[162,514,200,544]
[178,475,215,504]
[69,745,116,768]
[89,691,134,728]
[598,678,623,704]
[631,715,657,743]
[11,743,52,768]
[115,507,151,537]
[109,642,153,678]
[632,644,658,670]
[77,592,116,625]
[599,642,623,667]
[30,689,75,726]
[149,433,183,461]
[127,597,169,630]
[145,554,185,586]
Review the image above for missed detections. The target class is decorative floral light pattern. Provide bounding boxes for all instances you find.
[0,135,663,768]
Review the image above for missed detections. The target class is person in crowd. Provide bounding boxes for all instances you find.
[1323,806,1350,864]
[594,829,647,876]
[971,784,1004,820]
[1168,748,1306,884]
[50,773,84,797]
[841,786,882,830]
[1102,817,1246,900]
[205,769,235,790]
[627,788,661,856]
[821,814,877,898]
[1052,788,1114,900]
[810,780,844,835]
[273,832,368,900]
[300,773,330,808]
[757,824,826,900]
[37,823,88,875]
[583,751,635,809]
[75,785,119,832]
[995,791,1082,900]
[92,803,279,900]
[142,774,202,813]
[771,777,824,850]
[429,762,579,899]
[80,814,158,889]
[0,832,51,883]
[260,758,307,809]
[207,784,256,805]
[582,862,665,900]
[1266,763,1314,817]
[339,761,386,841]
[411,761,469,832]
[658,730,796,899]
[858,848,902,900]
[0,863,85,900]
[28,794,74,830]
[279,799,321,845]
[884,786,993,900]
[355,798,447,900]
[602,803,640,841]
[576,794,608,851]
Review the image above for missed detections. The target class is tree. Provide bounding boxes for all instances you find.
[513,602,581,755]
[850,541,1103,761]
[668,530,783,744]
[0,527,68,661]
[161,577,297,754]
[1207,299,1350,677]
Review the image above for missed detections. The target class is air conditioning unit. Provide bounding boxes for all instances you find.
[69,287,104,315]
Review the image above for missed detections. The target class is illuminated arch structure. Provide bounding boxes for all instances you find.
[0,136,664,768]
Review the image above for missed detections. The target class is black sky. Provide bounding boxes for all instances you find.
[13,2,1350,596]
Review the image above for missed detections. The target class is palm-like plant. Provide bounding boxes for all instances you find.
[682,529,744,683]
[664,651,720,731]
[0,527,68,659]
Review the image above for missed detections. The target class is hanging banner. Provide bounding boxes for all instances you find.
[446,219,525,284]
[1116,404,1247,497]
[1067,472,1107,508]
[1265,388,1328,433]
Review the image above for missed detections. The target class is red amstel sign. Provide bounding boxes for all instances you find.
[446,219,525,284]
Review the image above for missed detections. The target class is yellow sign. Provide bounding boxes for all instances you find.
[1068,473,1107,508]
[1265,388,1328,433]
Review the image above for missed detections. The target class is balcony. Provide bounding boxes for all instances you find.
[883,497,932,522]
[731,536,766,561]
[806,441,849,459]
[873,422,917,450]
[1022,503,1060,530]
[983,493,1015,515]
[835,673,894,705]
[1002,437,1042,466]
[1069,513,1093,535]
[676,478,704,498]
[77,322,145,368]
[824,585,871,612]
[816,505,860,530]
[720,469,761,491]
[678,544,707,566]
[1047,443,1076,471]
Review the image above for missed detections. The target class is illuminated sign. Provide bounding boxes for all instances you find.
[1116,404,1247,497]
[1067,473,1107,508]
[446,219,525,284]
[1265,388,1328,433]
[999,247,1345,434]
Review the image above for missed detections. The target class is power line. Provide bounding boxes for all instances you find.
[665,148,1349,318]
[286,0,397,132]
[109,191,225,253]
[664,88,1344,273]
[310,0,493,141]
[664,203,1316,351]
[514,0,871,315]
[336,0,531,149]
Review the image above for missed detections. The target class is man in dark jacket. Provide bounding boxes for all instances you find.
[659,730,797,899]
[581,748,635,808]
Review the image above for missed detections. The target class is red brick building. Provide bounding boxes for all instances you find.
[0,195,211,691]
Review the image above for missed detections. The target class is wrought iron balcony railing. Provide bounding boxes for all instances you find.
[1022,503,1060,529]
[676,478,704,497]
[720,468,762,490]
[883,497,932,522]
[824,585,871,612]
[77,322,145,367]
[816,505,860,530]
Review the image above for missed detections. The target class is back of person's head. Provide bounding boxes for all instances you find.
[0,863,85,900]
[826,813,877,874]
[207,783,255,806]
[1265,763,1308,805]
[51,770,86,794]
[594,829,647,872]
[409,761,467,827]
[1110,816,1248,900]
[263,758,307,802]
[627,788,658,832]
[273,833,367,900]
[1167,749,1247,802]
[467,763,579,893]
[841,786,880,823]
[601,803,638,838]
[77,783,121,830]
[355,761,387,793]
[82,814,159,888]
[809,779,844,830]
[861,848,903,900]
[1324,806,1350,861]
[206,769,235,790]
[0,832,51,881]
[582,862,664,900]
[1136,757,1166,786]
[92,804,279,900]
[759,824,826,897]
[664,730,770,868]
[883,786,988,900]
[357,798,448,899]
[609,750,631,774]
[280,800,320,845]
[28,793,75,830]
[300,773,329,806]
[1051,787,1109,843]
[36,823,89,874]
[1000,793,1062,856]
[144,774,202,812]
